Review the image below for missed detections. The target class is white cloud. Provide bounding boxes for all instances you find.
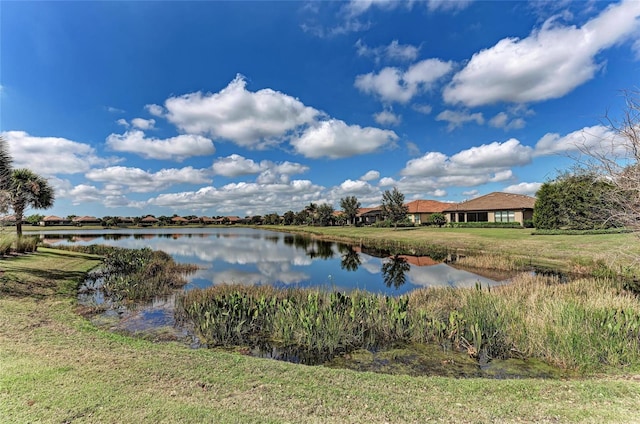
[211,154,309,183]
[161,74,320,148]
[106,106,125,114]
[444,1,640,107]
[212,154,263,177]
[435,110,484,130]
[106,129,215,161]
[427,0,473,12]
[489,112,526,130]
[2,130,116,176]
[374,110,402,126]
[131,118,156,130]
[400,139,532,189]
[145,104,165,117]
[355,59,453,103]
[86,166,211,193]
[148,179,325,214]
[355,39,420,63]
[360,170,380,181]
[412,104,433,114]
[291,119,398,159]
[451,138,533,168]
[503,182,543,197]
[534,124,619,156]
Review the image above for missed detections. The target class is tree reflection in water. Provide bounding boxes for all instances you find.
[338,245,361,272]
[381,254,411,289]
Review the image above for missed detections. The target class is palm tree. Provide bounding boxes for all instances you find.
[0,136,14,214]
[340,196,360,226]
[10,169,55,237]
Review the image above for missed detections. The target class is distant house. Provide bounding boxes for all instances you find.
[405,200,451,225]
[171,216,189,225]
[72,216,101,226]
[443,192,536,226]
[199,216,215,225]
[118,216,135,225]
[0,215,16,226]
[356,207,384,225]
[40,215,71,226]
[140,215,159,226]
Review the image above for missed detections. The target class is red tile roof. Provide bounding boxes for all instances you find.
[443,192,536,212]
[405,199,451,214]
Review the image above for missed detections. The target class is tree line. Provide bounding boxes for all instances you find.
[0,136,55,237]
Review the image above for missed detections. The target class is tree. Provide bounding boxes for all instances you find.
[381,187,408,228]
[576,91,640,233]
[316,203,335,226]
[0,136,14,214]
[283,210,296,225]
[339,196,360,226]
[381,255,410,289]
[25,214,44,225]
[428,212,447,227]
[304,203,318,225]
[9,169,55,237]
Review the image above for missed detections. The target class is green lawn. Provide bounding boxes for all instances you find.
[2,241,640,422]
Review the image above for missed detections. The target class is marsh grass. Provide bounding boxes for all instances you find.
[53,244,199,304]
[178,274,640,372]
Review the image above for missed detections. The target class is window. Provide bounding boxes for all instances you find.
[467,212,488,222]
[495,211,515,222]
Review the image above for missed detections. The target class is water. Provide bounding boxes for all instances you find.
[38,227,505,295]
[40,227,510,352]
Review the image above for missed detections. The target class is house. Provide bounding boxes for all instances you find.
[0,215,16,226]
[171,216,189,225]
[442,192,535,226]
[72,216,101,226]
[356,207,384,225]
[140,215,159,226]
[199,216,215,225]
[40,215,71,226]
[405,200,451,225]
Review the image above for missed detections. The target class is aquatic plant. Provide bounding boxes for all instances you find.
[177,272,640,372]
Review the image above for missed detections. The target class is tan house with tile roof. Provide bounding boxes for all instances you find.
[405,199,452,225]
[443,192,535,226]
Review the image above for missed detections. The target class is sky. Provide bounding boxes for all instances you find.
[1,0,639,219]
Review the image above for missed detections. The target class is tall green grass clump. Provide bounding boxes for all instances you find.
[0,233,15,255]
[87,246,198,303]
[177,273,640,372]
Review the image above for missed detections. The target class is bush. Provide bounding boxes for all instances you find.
[447,222,523,229]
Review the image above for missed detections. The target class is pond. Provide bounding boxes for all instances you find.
[37,227,568,379]
[38,227,506,295]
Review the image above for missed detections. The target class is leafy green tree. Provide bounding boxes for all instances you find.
[294,210,309,225]
[9,169,55,237]
[25,214,44,225]
[316,203,335,226]
[428,212,447,227]
[250,215,263,224]
[339,196,360,226]
[263,213,280,225]
[533,170,615,230]
[0,136,14,214]
[283,210,295,225]
[304,203,318,225]
[381,187,408,228]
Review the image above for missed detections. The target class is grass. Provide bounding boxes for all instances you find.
[2,235,640,422]
[178,274,640,373]
[260,225,640,274]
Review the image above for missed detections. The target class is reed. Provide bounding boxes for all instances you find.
[0,233,15,255]
[177,273,640,372]
[79,246,199,303]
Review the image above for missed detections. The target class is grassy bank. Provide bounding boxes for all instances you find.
[2,248,640,422]
[259,225,640,274]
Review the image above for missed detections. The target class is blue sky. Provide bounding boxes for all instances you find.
[1,0,639,218]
